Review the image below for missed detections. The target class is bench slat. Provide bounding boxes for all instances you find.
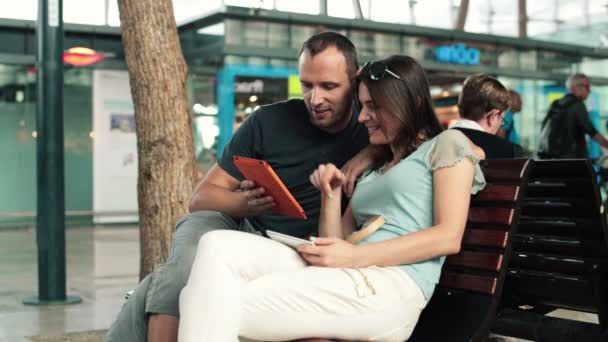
[468,207,513,225]
[463,229,509,248]
[473,185,519,203]
[509,252,595,275]
[517,218,603,238]
[480,159,530,182]
[522,199,599,219]
[529,160,593,179]
[446,251,504,271]
[526,180,594,198]
[439,271,498,295]
[505,269,597,313]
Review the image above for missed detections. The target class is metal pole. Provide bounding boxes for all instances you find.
[320,0,327,16]
[455,0,469,30]
[104,0,109,26]
[518,0,528,38]
[352,0,363,19]
[408,0,417,25]
[24,0,81,306]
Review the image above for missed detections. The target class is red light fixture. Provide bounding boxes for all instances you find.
[63,47,106,66]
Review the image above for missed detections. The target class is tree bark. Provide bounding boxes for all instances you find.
[117,0,196,279]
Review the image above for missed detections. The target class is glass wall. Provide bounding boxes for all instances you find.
[0,64,94,227]
[0,62,215,226]
[0,64,36,226]
[190,72,219,172]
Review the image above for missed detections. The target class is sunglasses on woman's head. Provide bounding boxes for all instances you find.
[363,61,403,81]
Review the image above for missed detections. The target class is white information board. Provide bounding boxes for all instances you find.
[92,70,139,223]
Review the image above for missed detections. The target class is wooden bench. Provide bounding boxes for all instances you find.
[493,159,608,341]
[409,159,533,342]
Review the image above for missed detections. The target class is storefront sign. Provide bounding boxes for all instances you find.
[436,43,480,65]
[235,79,264,93]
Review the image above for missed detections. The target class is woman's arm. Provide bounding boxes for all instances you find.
[299,157,475,268]
[310,164,357,239]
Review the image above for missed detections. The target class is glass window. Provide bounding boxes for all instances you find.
[267,22,289,48]
[244,21,269,47]
[349,30,374,58]
[0,64,95,225]
[537,51,579,74]
[225,19,245,45]
[373,33,401,58]
[0,64,36,223]
[291,25,317,49]
[578,57,608,80]
[190,72,218,171]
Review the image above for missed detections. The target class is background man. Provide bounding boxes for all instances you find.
[538,73,608,159]
[451,73,520,159]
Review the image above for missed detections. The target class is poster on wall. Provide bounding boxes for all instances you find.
[92,70,139,223]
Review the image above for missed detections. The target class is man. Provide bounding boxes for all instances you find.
[497,89,522,145]
[538,73,608,159]
[104,32,371,342]
[451,73,520,159]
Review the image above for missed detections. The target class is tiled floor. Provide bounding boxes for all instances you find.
[0,226,139,342]
[0,225,599,342]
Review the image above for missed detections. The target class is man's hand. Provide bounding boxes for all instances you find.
[341,146,377,197]
[297,237,366,268]
[309,164,346,199]
[237,180,275,217]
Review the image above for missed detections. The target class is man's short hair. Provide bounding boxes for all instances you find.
[458,73,511,122]
[299,31,358,79]
[566,73,589,89]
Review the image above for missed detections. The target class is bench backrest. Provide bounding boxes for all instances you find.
[410,159,532,342]
[501,159,608,327]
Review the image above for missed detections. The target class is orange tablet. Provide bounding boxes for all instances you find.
[233,156,307,220]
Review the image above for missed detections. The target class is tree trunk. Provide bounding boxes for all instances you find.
[117,0,196,279]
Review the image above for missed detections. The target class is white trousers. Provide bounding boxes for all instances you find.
[178,230,427,342]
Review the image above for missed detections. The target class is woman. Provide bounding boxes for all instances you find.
[178,56,485,342]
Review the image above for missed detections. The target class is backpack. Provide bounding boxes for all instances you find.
[538,96,578,158]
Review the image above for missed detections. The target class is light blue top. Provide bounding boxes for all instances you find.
[352,129,486,299]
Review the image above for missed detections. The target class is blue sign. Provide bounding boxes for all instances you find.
[436,43,480,65]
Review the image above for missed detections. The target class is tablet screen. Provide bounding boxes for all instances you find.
[233,156,307,220]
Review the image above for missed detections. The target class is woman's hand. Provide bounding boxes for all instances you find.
[309,164,346,198]
[297,237,366,268]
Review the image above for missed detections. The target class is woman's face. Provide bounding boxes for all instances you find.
[357,82,402,145]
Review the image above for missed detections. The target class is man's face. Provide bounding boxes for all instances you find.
[299,46,354,134]
[573,78,591,101]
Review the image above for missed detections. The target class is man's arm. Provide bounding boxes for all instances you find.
[572,104,608,149]
[188,163,274,218]
[592,133,608,150]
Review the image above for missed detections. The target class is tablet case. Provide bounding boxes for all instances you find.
[233,156,307,220]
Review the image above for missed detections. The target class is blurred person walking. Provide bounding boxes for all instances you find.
[538,73,608,159]
[497,89,523,146]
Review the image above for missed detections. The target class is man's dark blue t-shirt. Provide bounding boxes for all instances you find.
[218,99,369,238]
